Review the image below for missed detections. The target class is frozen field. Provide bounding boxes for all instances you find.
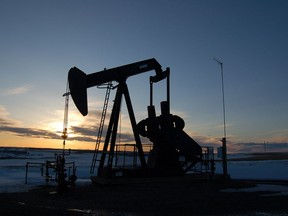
[0,147,93,193]
[0,147,288,193]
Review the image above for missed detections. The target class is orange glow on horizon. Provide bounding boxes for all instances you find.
[0,133,95,150]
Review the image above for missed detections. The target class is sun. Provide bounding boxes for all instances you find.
[47,121,63,134]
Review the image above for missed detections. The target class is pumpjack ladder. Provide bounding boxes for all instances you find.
[90,82,112,174]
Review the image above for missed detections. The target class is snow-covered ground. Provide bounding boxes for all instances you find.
[0,147,287,193]
[0,147,93,193]
[227,159,288,180]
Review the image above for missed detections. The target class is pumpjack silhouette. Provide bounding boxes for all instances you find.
[68,58,208,179]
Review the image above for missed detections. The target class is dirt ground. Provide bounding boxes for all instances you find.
[1,177,288,216]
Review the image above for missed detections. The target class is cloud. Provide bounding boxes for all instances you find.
[0,105,120,144]
[116,132,137,143]
[0,125,60,139]
[1,119,288,153]
[0,106,61,139]
[3,84,33,95]
[0,123,98,142]
[1,104,287,153]
[233,142,288,153]
[0,105,22,126]
[68,136,96,142]
[70,124,135,143]
[187,131,221,146]
[0,105,9,116]
[0,118,15,126]
[71,125,97,137]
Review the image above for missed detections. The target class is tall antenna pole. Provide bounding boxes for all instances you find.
[214,58,228,179]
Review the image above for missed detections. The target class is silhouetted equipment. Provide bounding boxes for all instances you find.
[25,152,77,190]
[214,58,228,179]
[90,81,112,174]
[137,101,202,175]
[69,59,164,116]
[25,84,77,191]
[68,58,210,179]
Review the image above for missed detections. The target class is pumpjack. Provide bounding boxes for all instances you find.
[68,58,205,179]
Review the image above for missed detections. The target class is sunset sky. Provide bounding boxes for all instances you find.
[1,0,288,153]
